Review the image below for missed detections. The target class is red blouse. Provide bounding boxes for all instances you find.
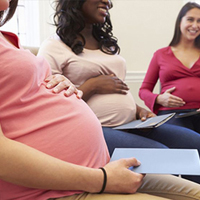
[139,46,200,113]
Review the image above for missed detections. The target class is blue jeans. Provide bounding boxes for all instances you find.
[103,123,200,184]
[158,109,200,133]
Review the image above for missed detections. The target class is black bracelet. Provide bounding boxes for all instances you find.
[98,167,107,194]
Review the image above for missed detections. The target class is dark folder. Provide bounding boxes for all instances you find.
[175,110,200,118]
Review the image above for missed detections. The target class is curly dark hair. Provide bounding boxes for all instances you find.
[0,0,18,27]
[53,0,120,55]
[169,2,200,48]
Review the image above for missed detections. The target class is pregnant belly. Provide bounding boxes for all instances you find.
[87,91,136,127]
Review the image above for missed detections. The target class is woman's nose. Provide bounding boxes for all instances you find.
[102,0,113,9]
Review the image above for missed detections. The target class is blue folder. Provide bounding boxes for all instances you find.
[110,148,200,175]
[113,113,175,129]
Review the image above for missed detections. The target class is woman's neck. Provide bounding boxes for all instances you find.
[176,37,196,50]
[81,26,99,50]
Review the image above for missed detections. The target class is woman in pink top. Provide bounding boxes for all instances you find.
[39,0,200,185]
[139,2,200,133]
[2,0,200,200]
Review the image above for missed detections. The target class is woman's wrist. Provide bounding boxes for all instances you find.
[79,168,105,193]
[98,167,107,193]
[156,94,162,105]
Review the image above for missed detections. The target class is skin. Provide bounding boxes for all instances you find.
[78,0,154,120]
[0,0,10,10]
[45,74,83,99]
[156,8,200,108]
[78,0,130,101]
[0,128,143,193]
[0,0,145,194]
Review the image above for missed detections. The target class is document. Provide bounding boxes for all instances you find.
[175,110,200,118]
[113,113,175,130]
[110,148,200,175]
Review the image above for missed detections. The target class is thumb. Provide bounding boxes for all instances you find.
[126,158,141,167]
[165,87,176,94]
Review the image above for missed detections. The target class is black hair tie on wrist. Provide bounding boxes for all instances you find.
[98,167,107,194]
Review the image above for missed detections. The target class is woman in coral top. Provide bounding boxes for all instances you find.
[139,2,200,133]
[2,0,200,200]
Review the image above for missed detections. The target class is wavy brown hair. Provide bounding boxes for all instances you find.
[53,0,120,55]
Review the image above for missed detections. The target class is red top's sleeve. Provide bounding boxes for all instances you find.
[139,50,161,114]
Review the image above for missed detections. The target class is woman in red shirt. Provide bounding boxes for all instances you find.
[140,2,200,133]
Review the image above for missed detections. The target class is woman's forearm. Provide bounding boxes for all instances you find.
[78,78,97,101]
[0,133,102,193]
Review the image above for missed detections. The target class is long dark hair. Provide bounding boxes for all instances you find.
[169,2,200,48]
[0,0,19,27]
[53,0,120,55]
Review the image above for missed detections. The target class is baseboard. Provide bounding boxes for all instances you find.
[125,71,146,83]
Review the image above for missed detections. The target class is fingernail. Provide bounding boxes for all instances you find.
[53,88,58,93]
[46,83,52,88]
[65,91,70,96]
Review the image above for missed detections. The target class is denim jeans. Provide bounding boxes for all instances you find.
[158,109,200,133]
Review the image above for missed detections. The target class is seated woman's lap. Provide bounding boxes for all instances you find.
[136,123,200,184]
[103,125,200,184]
[52,174,200,200]
[145,123,200,150]
[158,110,200,133]
[102,127,168,156]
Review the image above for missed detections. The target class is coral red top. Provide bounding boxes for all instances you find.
[0,31,109,200]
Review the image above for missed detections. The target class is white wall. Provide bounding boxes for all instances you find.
[110,0,184,72]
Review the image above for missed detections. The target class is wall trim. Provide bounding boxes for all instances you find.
[125,71,146,83]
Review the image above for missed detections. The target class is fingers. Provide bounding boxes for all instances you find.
[168,95,185,107]
[125,157,141,167]
[157,92,185,107]
[140,112,156,121]
[53,80,75,94]
[165,86,176,93]
[112,76,129,93]
[74,89,83,99]
[45,74,66,89]
[45,74,82,98]
[163,87,185,107]
[64,88,83,99]
[104,158,144,194]
[60,84,76,96]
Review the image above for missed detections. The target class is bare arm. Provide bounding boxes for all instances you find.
[0,129,101,192]
[0,128,143,194]
[78,74,129,102]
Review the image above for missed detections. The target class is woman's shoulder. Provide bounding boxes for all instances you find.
[39,34,73,56]
[154,46,171,55]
